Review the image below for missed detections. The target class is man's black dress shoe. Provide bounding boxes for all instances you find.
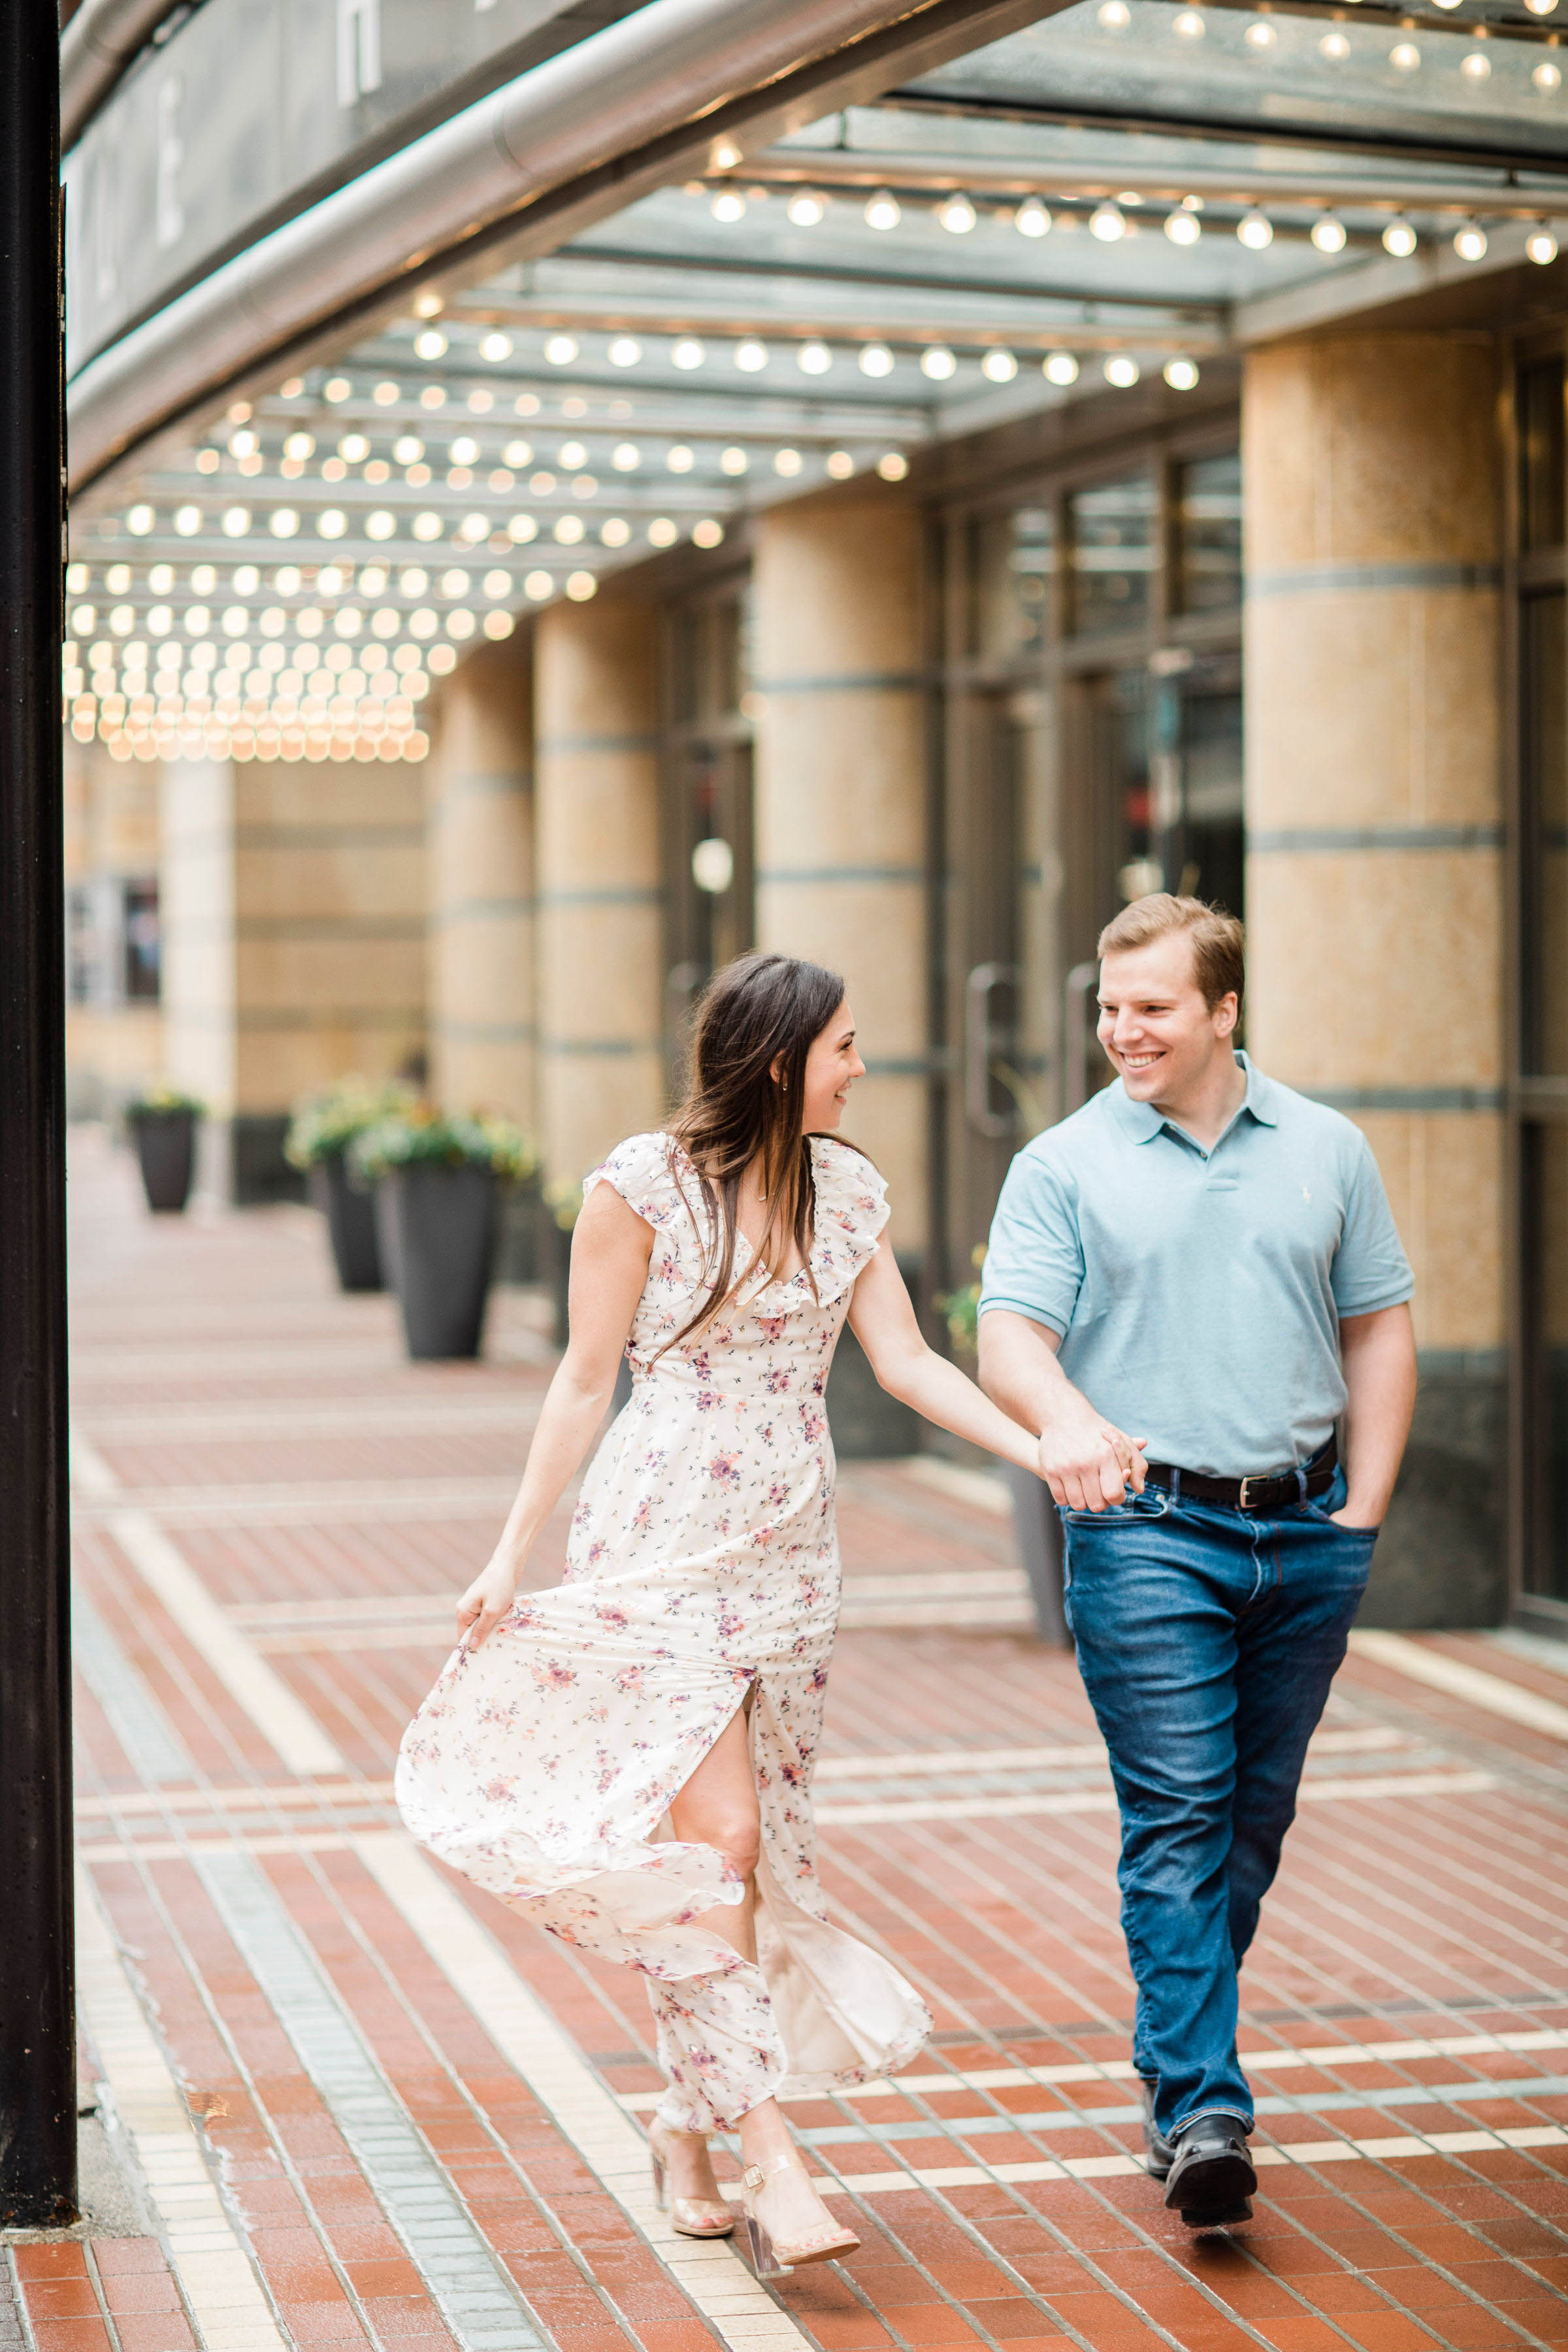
[1162,2117,1256,2228]
[1139,2082,1173,2180]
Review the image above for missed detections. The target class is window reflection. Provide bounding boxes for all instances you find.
[1069,475,1156,634]
[1522,589,1567,1078]
[1519,359,1565,553]
[970,507,1054,657]
[1175,451,1242,612]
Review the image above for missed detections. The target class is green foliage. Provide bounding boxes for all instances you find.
[125,1083,204,1120]
[544,1175,585,1232]
[348,1103,538,1184]
[284,1075,416,1169]
[936,1243,988,1356]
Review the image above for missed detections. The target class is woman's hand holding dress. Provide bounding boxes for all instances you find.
[455,1179,655,1649]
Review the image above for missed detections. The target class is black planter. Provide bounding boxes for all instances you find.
[376,1163,497,1360]
[130,1109,197,1213]
[310,1156,384,1292]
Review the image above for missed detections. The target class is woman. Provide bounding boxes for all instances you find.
[397,954,1047,2279]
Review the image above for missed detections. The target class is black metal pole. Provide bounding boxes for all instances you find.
[0,0,76,2229]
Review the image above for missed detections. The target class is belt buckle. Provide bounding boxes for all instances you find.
[1238,1473,1262,1511]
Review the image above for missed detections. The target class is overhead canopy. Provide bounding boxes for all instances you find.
[65,0,1568,765]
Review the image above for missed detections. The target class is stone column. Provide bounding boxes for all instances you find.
[534,594,663,1190]
[427,638,536,1128]
[159,755,427,1199]
[1243,332,1503,1625]
[749,487,929,1258]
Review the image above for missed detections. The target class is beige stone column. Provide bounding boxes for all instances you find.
[534,594,663,1188]
[427,638,536,1128]
[1243,332,1503,1622]
[159,755,427,1198]
[749,488,929,1256]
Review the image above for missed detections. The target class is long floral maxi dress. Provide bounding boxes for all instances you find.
[395,1130,932,2133]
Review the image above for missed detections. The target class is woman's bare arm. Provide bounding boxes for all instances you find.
[846,1243,1045,1475]
[459,1184,652,1648]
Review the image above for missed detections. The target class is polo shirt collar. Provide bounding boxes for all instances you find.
[1111,1051,1277,1144]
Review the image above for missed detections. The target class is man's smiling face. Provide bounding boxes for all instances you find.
[1096,932,1239,1107]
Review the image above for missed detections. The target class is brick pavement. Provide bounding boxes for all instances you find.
[45,1127,1568,2352]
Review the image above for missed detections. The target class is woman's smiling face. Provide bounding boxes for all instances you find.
[800,998,865,1132]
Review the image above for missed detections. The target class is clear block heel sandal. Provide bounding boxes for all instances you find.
[649,2125,736,2239]
[741,2153,860,2279]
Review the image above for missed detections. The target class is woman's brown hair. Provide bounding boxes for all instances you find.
[661,951,849,1354]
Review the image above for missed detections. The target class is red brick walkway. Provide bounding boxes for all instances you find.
[50,1129,1568,2352]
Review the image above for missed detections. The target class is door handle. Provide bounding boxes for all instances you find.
[965,961,1021,1138]
[1063,962,1099,1117]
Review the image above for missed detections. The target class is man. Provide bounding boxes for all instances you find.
[977,894,1416,2230]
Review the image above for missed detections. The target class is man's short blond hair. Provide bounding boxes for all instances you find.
[1096,892,1245,1015]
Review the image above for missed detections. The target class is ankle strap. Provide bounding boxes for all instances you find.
[742,2153,806,2191]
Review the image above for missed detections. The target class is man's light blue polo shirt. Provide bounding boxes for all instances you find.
[977,1053,1414,1478]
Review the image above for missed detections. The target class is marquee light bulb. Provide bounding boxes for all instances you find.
[1043,351,1079,385]
[1237,208,1274,249]
[1453,220,1488,259]
[787,190,826,226]
[1382,218,1418,256]
[864,189,901,231]
[1016,197,1052,237]
[1090,202,1127,241]
[1165,208,1201,246]
[937,192,978,233]
[1164,357,1200,389]
[1311,213,1348,252]
[1527,225,1560,263]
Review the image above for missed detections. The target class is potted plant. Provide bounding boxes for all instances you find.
[124,1086,204,1213]
[939,1247,1069,1647]
[351,1106,537,1360]
[285,1076,414,1293]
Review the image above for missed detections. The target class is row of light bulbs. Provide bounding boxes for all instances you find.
[1093,0,1565,50]
[705,181,1560,264]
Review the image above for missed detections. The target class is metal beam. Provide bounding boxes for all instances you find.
[0,0,77,2232]
[883,87,1568,181]
[743,150,1568,220]
[65,0,1064,493]
[59,0,182,151]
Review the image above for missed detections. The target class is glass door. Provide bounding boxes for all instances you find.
[661,576,755,1085]
[943,685,1058,1277]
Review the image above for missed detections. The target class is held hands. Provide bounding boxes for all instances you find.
[1036,1407,1147,1512]
[457,1553,521,1650]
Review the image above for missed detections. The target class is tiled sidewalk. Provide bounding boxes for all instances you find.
[48,1129,1568,2352]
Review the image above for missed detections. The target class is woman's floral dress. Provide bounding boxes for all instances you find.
[396,1130,932,2132]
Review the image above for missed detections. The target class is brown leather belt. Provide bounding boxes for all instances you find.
[1143,1435,1338,1512]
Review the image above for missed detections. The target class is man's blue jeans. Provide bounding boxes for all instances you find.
[1059,1469,1376,2142]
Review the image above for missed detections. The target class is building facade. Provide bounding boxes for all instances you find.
[58,0,1568,1634]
